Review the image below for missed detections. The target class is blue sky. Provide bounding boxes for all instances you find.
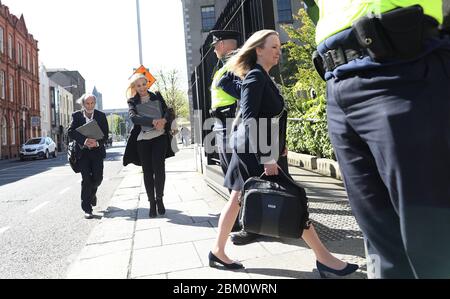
[5,0,188,109]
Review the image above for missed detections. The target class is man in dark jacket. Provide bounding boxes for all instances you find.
[68,94,109,219]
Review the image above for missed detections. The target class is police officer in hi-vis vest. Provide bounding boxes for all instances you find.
[209,30,249,237]
[304,0,450,278]
[210,30,241,177]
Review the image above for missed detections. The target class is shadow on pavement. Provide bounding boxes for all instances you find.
[0,156,68,187]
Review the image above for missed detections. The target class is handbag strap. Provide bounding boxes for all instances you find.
[260,167,298,186]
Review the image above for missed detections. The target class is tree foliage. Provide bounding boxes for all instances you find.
[281,9,335,159]
[152,69,189,119]
[107,114,125,136]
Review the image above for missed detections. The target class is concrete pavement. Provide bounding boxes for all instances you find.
[66,147,367,279]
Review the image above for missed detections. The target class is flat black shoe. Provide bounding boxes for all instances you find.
[231,220,241,232]
[231,230,259,246]
[317,261,359,278]
[208,252,244,270]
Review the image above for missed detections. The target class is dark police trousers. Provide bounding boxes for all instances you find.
[327,48,450,278]
[215,125,233,179]
[79,149,104,214]
[137,135,167,201]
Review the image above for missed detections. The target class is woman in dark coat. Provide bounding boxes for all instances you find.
[123,74,174,218]
[208,30,358,278]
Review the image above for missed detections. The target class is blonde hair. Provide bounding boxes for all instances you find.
[126,73,148,99]
[227,30,279,79]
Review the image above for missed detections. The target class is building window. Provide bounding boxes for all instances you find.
[1,117,6,146]
[9,76,13,102]
[21,80,25,105]
[11,119,15,145]
[8,34,13,59]
[17,43,23,66]
[42,104,48,122]
[0,27,4,54]
[32,57,36,75]
[277,0,293,23]
[0,71,5,99]
[27,51,31,72]
[201,6,215,32]
[27,85,31,107]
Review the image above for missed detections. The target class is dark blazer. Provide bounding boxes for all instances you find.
[239,63,287,163]
[68,110,109,159]
[123,91,175,167]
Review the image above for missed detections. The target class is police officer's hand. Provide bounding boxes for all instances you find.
[264,163,279,176]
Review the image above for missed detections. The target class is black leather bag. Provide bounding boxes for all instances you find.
[239,169,310,239]
[68,140,82,173]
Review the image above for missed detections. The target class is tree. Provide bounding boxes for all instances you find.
[107,114,125,137]
[281,9,335,159]
[152,69,189,119]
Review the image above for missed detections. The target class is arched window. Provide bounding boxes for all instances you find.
[1,117,7,146]
[11,119,15,145]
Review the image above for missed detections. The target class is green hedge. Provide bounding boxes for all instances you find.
[281,9,335,160]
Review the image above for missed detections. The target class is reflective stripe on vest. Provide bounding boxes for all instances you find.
[316,0,443,44]
[211,65,238,110]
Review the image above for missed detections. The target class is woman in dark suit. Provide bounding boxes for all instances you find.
[123,74,174,218]
[208,30,358,278]
[68,94,109,219]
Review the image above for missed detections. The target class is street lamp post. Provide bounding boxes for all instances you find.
[136,0,143,65]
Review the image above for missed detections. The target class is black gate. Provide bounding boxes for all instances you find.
[191,0,276,166]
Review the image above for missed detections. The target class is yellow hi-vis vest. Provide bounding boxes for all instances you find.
[316,0,443,44]
[211,65,238,110]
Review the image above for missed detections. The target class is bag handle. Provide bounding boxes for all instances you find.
[260,167,299,186]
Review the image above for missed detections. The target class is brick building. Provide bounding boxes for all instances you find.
[0,3,40,160]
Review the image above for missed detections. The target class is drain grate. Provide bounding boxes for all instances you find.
[307,199,363,242]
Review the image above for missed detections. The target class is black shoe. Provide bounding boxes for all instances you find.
[84,212,94,220]
[316,261,359,279]
[156,198,165,216]
[149,201,157,218]
[91,195,97,207]
[208,252,244,270]
[231,220,241,233]
[231,230,259,246]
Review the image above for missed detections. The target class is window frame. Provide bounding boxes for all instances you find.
[277,0,294,24]
[201,5,216,32]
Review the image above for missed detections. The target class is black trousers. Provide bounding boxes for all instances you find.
[79,149,104,214]
[327,48,450,278]
[137,135,168,201]
[215,129,233,178]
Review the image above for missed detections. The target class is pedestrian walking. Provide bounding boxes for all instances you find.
[209,30,244,234]
[123,73,174,218]
[68,94,109,219]
[208,30,359,278]
[180,126,190,147]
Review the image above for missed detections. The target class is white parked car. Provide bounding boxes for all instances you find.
[20,137,57,161]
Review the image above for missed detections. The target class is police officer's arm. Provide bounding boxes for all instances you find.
[217,72,242,99]
[128,98,155,127]
[68,112,87,146]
